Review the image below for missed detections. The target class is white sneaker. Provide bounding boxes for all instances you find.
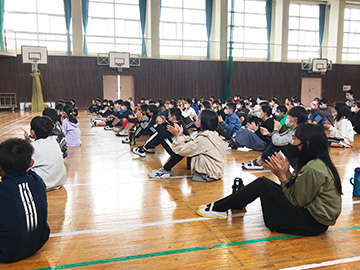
[131,147,146,157]
[148,168,171,178]
[196,202,228,219]
[118,129,129,136]
[340,139,352,148]
[90,118,96,127]
[122,138,130,144]
[242,160,264,170]
[104,126,114,130]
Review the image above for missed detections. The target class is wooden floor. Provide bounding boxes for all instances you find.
[1,110,360,270]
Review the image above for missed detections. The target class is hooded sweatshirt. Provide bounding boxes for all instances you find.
[62,118,81,147]
[172,130,227,180]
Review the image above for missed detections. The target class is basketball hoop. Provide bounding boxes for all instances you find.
[30,58,40,73]
[115,63,124,72]
[318,68,326,75]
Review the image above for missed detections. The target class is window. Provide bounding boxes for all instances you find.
[343,6,360,62]
[288,3,320,60]
[160,0,207,58]
[228,0,268,59]
[3,0,68,54]
[87,0,141,55]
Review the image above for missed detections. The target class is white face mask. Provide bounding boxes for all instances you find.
[252,111,258,117]
[236,104,241,109]
[285,117,293,127]
[184,104,189,109]
[169,105,174,109]
[319,104,325,109]
[332,112,338,119]
[351,106,357,112]
[275,111,280,116]
[312,100,317,105]
[224,109,229,115]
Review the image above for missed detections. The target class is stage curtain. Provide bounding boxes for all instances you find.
[139,0,147,57]
[31,73,45,112]
[206,0,213,59]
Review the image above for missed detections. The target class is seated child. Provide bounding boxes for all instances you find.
[324,103,354,148]
[0,138,50,263]
[169,109,227,182]
[62,105,81,147]
[131,108,190,179]
[43,107,68,158]
[217,102,242,139]
[24,116,67,191]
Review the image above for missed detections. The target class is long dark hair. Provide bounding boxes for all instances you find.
[287,123,342,195]
[334,102,351,121]
[63,105,78,124]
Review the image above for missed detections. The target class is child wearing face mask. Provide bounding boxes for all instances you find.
[181,99,197,129]
[217,102,242,139]
[308,98,334,126]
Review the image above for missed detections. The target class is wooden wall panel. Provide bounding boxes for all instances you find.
[0,55,358,109]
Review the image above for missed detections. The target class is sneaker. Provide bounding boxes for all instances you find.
[148,168,171,179]
[340,139,352,148]
[131,146,146,157]
[242,160,264,170]
[146,148,155,153]
[117,129,129,136]
[241,160,253,166]
[196,202,228,219]
[90,118,96,127]
[122,138,130,144]
[104,126,114,130]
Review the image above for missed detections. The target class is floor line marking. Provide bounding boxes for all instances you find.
[49,213,246,238]
[0,114,34,137]
[278,255,360,270]
[49,199,360,238]
[34,225,360,270]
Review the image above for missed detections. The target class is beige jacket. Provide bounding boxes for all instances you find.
[172,130,227,180]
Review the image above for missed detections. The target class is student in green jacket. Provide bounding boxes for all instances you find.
[197,123,342,236]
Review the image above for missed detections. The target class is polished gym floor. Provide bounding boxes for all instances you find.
[1,110,360,270]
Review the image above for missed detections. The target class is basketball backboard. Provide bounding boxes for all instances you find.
[21,46,47,64]
[312,59,327,73]
[108,52,130,69]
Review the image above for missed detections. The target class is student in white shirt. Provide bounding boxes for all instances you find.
[23,116,67,191]
[323,103,354,148]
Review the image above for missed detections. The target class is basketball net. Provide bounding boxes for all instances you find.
[30,58,40,73]
[318,68,326,75]
[115,63,124,72]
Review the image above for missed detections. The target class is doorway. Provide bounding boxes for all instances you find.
[301,77,322,107]
[102,75,135,101]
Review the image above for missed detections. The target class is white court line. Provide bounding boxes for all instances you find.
[0,114,34,137]
[278,256,360,270]
[50,212,246,238]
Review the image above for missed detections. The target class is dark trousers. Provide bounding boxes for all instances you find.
[212,177,328,236]
[216,124,233,139]
[135,125,156,139]
[261,143,297,168]
[144,132,184,171]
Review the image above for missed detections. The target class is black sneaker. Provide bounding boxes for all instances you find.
[131,146,146,157]
[232,177,244,193]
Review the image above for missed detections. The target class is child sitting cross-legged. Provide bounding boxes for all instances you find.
[0,138,50,263]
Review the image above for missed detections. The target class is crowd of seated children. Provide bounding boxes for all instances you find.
[131,108,190,179]
[197,124,342,237]
[232,104,275,151]
[169,109,227,182]
[324,102,354,148]
[0,138,50,263]
[23,116,67,191]
[91,99,123,129]
[62,105,81,147]
[121,104,159,144]
[241,106,308,170]
[43,108,68,158]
